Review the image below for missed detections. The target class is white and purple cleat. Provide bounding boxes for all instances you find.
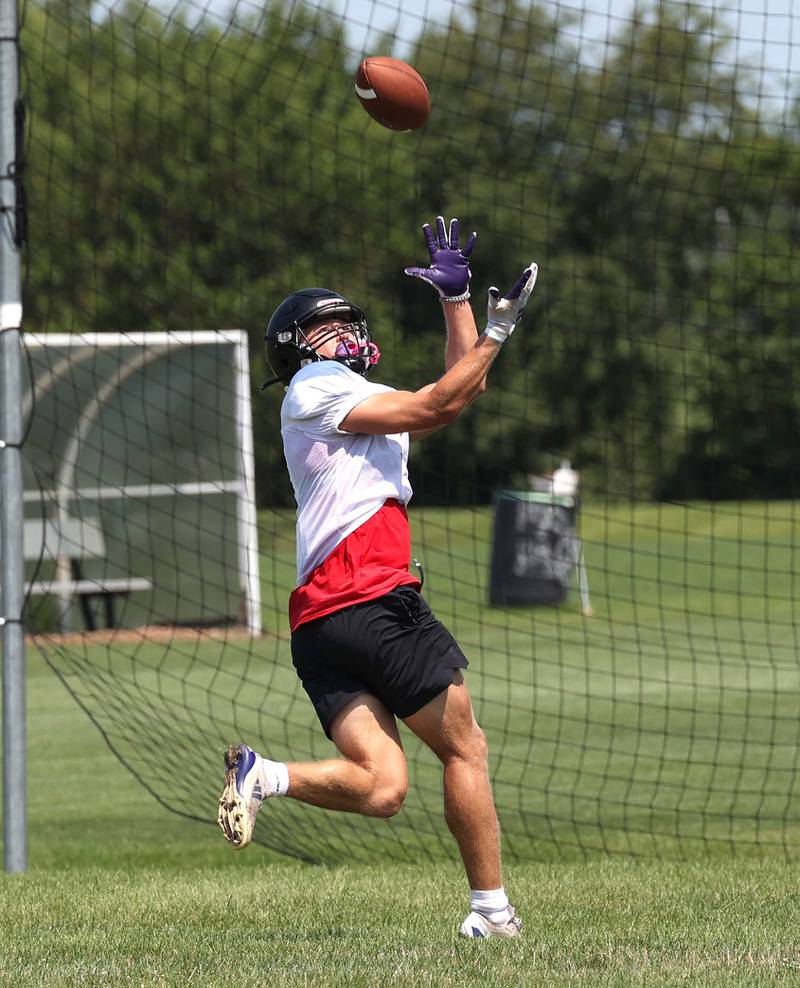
[217,743,267,849]
[459,907,522,939]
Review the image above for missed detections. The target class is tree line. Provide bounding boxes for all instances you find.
[20,0,800,505]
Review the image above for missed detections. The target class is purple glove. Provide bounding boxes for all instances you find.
[404,216,477,303]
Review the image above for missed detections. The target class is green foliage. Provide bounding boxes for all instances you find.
[21,0,800,504]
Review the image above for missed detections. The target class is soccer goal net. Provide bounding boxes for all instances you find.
[13,0,800,863]
[21,331,260,635]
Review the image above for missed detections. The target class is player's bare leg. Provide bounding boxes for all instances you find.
[403,672,499,886]
[403,671,521,938]
[219,693,408,847]
[286,693,408,818]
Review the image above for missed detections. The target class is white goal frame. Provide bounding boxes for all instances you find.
[23,330,262,634]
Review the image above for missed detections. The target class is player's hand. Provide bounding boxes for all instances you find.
[404,216,477,303]
[485,262,538,343]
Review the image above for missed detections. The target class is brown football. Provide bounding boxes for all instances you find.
[354,57,430,132]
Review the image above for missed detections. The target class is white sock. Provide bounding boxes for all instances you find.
[260,756,290,797]
[470,887,510,923]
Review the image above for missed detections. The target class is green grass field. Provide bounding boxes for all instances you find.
[2,502,800,984]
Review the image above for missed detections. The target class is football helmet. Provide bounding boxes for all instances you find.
[262,287,380,389]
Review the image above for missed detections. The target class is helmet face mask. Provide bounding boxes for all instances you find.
[263,288,380,388]
[301,321,381,376]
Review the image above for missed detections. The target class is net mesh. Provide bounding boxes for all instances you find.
[14,0,800,861]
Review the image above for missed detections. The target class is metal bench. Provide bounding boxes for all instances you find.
[23,517,151,630]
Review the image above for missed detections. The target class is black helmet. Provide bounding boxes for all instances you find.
[262,287,379,389]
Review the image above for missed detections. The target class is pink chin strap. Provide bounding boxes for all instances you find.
[335,338,381,366]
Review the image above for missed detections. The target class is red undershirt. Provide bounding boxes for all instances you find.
[289,499,421,632]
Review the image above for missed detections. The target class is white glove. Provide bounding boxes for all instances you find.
[485,262,538,343]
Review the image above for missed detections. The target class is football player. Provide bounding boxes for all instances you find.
[219,216,537,939]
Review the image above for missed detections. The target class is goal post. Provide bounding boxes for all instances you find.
[0,0,25,873]
[232,331,262,636]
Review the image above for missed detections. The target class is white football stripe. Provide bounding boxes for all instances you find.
[354,83,377,100]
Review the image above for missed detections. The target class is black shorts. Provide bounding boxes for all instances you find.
[291,585,469,739]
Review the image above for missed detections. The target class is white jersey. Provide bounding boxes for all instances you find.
[281,361,413,584]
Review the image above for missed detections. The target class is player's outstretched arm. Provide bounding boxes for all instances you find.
[340,263,538,437]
